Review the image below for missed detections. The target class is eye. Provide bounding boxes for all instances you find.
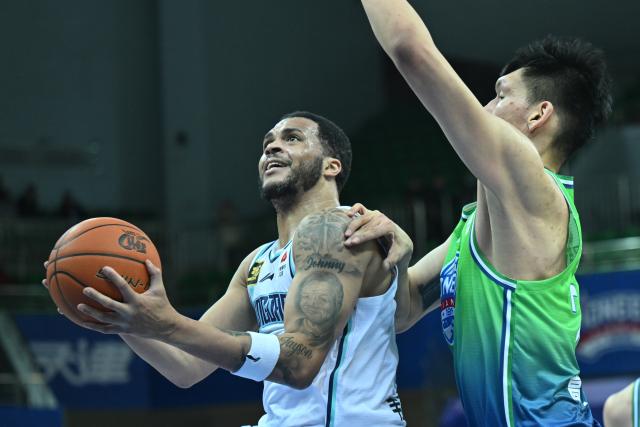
[286,135,301,142]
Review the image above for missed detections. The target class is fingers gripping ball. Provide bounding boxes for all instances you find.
[46,217,161,324]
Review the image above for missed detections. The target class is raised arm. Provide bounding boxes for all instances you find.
[360,0,559,210]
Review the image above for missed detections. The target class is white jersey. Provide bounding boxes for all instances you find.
[245,239,405,427]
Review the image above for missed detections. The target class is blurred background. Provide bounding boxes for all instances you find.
[0,0,639,425]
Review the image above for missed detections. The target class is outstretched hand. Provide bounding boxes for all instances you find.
[344,203,414,270]
[42,260,179,338]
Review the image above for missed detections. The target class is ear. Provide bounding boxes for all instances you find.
[527,101,555,134]
[323,157,342,179]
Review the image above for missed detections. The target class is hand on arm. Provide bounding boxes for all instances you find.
[343,204,413,330]
[267,208,373,389]
[342,204,450,332]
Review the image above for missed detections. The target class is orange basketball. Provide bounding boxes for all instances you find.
[46,217,162,324]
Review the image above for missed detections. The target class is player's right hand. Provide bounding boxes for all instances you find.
[344,203,414,270]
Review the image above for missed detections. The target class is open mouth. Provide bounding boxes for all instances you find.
[264,159,290,174]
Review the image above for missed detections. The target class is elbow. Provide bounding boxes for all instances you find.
[286,367,318,390]
[171,376,198,389]
[603,391,629,427]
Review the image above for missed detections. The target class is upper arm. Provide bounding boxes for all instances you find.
[387,21,558,212]
[199,249,258,333]
[267,209,373,388]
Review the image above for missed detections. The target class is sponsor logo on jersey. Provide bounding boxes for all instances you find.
[280,251,288,263]
[247,260,264,286]
[254,292,286,327]
[440,252,460,345]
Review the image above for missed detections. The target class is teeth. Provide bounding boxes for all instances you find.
[266,161,286,170]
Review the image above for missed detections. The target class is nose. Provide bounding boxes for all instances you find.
[264,139,283,156]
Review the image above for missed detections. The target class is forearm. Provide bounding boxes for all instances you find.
[396,237,451,332]
[162,314,251,373]
[394,256,413,332]
[120,334,218,388]
[164,316,326,390]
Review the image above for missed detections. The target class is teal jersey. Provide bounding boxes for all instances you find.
[440,170,595,426]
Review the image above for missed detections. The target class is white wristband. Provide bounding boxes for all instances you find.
[232,331,280,382]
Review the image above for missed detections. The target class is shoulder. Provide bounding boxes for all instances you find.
[293,208,379,270]
[233,245,270,288]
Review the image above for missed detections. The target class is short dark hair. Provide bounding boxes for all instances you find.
[501,35,612,162]
[280,111,352,193]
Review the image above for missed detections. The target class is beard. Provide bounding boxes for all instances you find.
[260,156,324,207]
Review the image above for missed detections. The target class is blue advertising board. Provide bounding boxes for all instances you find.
[576,269,640,376]
[12,312,262,410]
[12,269,640,410]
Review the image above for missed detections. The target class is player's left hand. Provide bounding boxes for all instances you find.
[344,203,414,270]
[77,260,180,338]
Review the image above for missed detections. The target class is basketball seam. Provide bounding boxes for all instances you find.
[52,248,77,316]
[54,222,144,250]
[50,271,90,289]
[48,252,147,265]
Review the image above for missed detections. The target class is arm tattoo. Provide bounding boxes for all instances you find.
[271,271,344,385]
[418,278,440,311]
[295,209,363,277]
[293,271,344,347]
[270,209,366,386]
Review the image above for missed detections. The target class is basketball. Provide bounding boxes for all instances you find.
[46,217,162,324]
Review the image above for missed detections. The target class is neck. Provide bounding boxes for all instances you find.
[535,136,563,173]
[541,151,563,173]
[272,188,340,247]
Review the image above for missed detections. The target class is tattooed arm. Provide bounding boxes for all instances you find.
[75,208,373,390]
[267,208,374,389]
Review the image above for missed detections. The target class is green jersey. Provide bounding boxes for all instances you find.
[439,170,596,426]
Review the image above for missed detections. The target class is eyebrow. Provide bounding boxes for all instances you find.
[280,127,304,135]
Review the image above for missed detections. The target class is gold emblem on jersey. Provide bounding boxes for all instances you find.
[247,260,264,286]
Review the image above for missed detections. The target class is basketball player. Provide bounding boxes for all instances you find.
[604,379,640,427]
[43,112,406,426]
[340,1,613,425]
